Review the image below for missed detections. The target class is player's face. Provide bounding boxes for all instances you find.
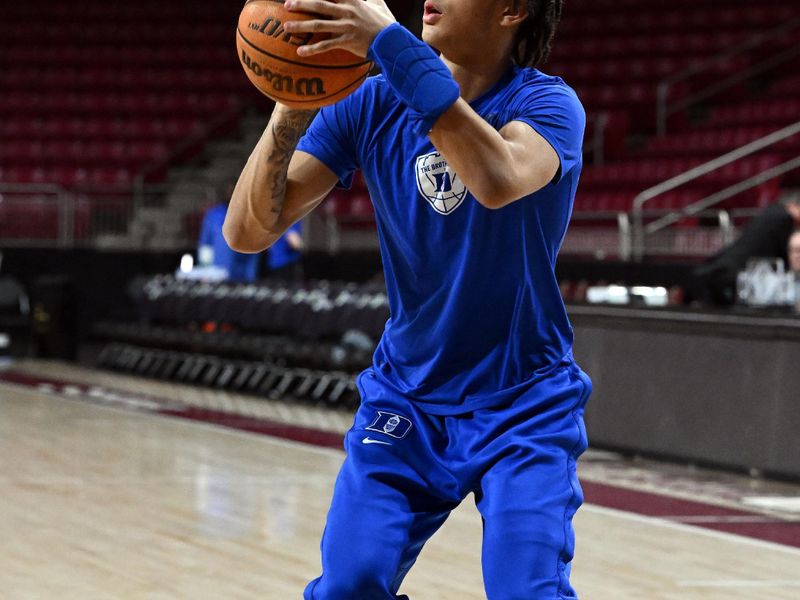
[421,0,510,59]
[788,231,800,274]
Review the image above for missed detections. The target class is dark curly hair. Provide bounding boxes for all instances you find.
[512,0,564,68]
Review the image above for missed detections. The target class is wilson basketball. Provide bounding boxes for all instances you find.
[236,0,372,109]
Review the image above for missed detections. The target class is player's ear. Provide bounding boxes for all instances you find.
[500,0,529,28]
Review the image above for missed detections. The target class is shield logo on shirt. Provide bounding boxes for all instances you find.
[415,151,468,215]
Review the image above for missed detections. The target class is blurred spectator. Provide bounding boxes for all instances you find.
[0,253,30,358]
[198,201,261,283]
[692,200,800,305]
[789,229,800,275]
[268,222,304,281]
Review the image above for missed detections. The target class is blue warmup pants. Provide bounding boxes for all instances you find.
[304,362,592,600]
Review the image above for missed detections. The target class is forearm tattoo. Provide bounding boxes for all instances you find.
[267,109,317,214]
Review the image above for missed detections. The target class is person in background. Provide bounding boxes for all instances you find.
[198,199,261,283]
[267,221,304,281]
[789,228,800,275]
[692,199,800,305]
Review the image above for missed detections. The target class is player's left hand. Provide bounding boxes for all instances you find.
[283,0,396,58]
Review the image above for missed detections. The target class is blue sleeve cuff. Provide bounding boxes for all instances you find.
[368,23,459,136]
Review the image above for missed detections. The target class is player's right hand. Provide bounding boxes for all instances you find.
[283,0,396,59]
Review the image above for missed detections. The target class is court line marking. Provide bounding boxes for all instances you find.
[676,579,800,588]
[665,515,788,523]
[0,380,346,459]
[743,496,800,512]
[5,379,800,556]
[584,504,800,558]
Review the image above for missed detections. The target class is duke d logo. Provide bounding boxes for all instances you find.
[366,412,413,439]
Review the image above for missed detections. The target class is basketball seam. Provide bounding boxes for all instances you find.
[236,27,372,70]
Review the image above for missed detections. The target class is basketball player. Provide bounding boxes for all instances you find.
[224,1,591,597]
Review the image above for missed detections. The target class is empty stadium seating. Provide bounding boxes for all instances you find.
[558,0,800,224]
[320,174,375,227]
[560,1,798,36]
[311,0,800,226]
[2,0,799,246]
[0,196,91,240]
[0,117,202,143]
[0,0,251,240]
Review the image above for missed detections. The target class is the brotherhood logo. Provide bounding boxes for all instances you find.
[415,151,468,215]
[366,411,413,439]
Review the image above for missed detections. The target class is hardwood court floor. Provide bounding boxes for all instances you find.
[2,371,800,599]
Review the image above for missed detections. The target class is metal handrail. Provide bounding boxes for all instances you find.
[645,155,800,234]
[656,16,800,135]
[0,183,73,247]
[557,206,763,260]
[583,112,610,165]
[617,212,631,262]
[718,210,735,247]
[631,120,800,259]
[0,182,181,249]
